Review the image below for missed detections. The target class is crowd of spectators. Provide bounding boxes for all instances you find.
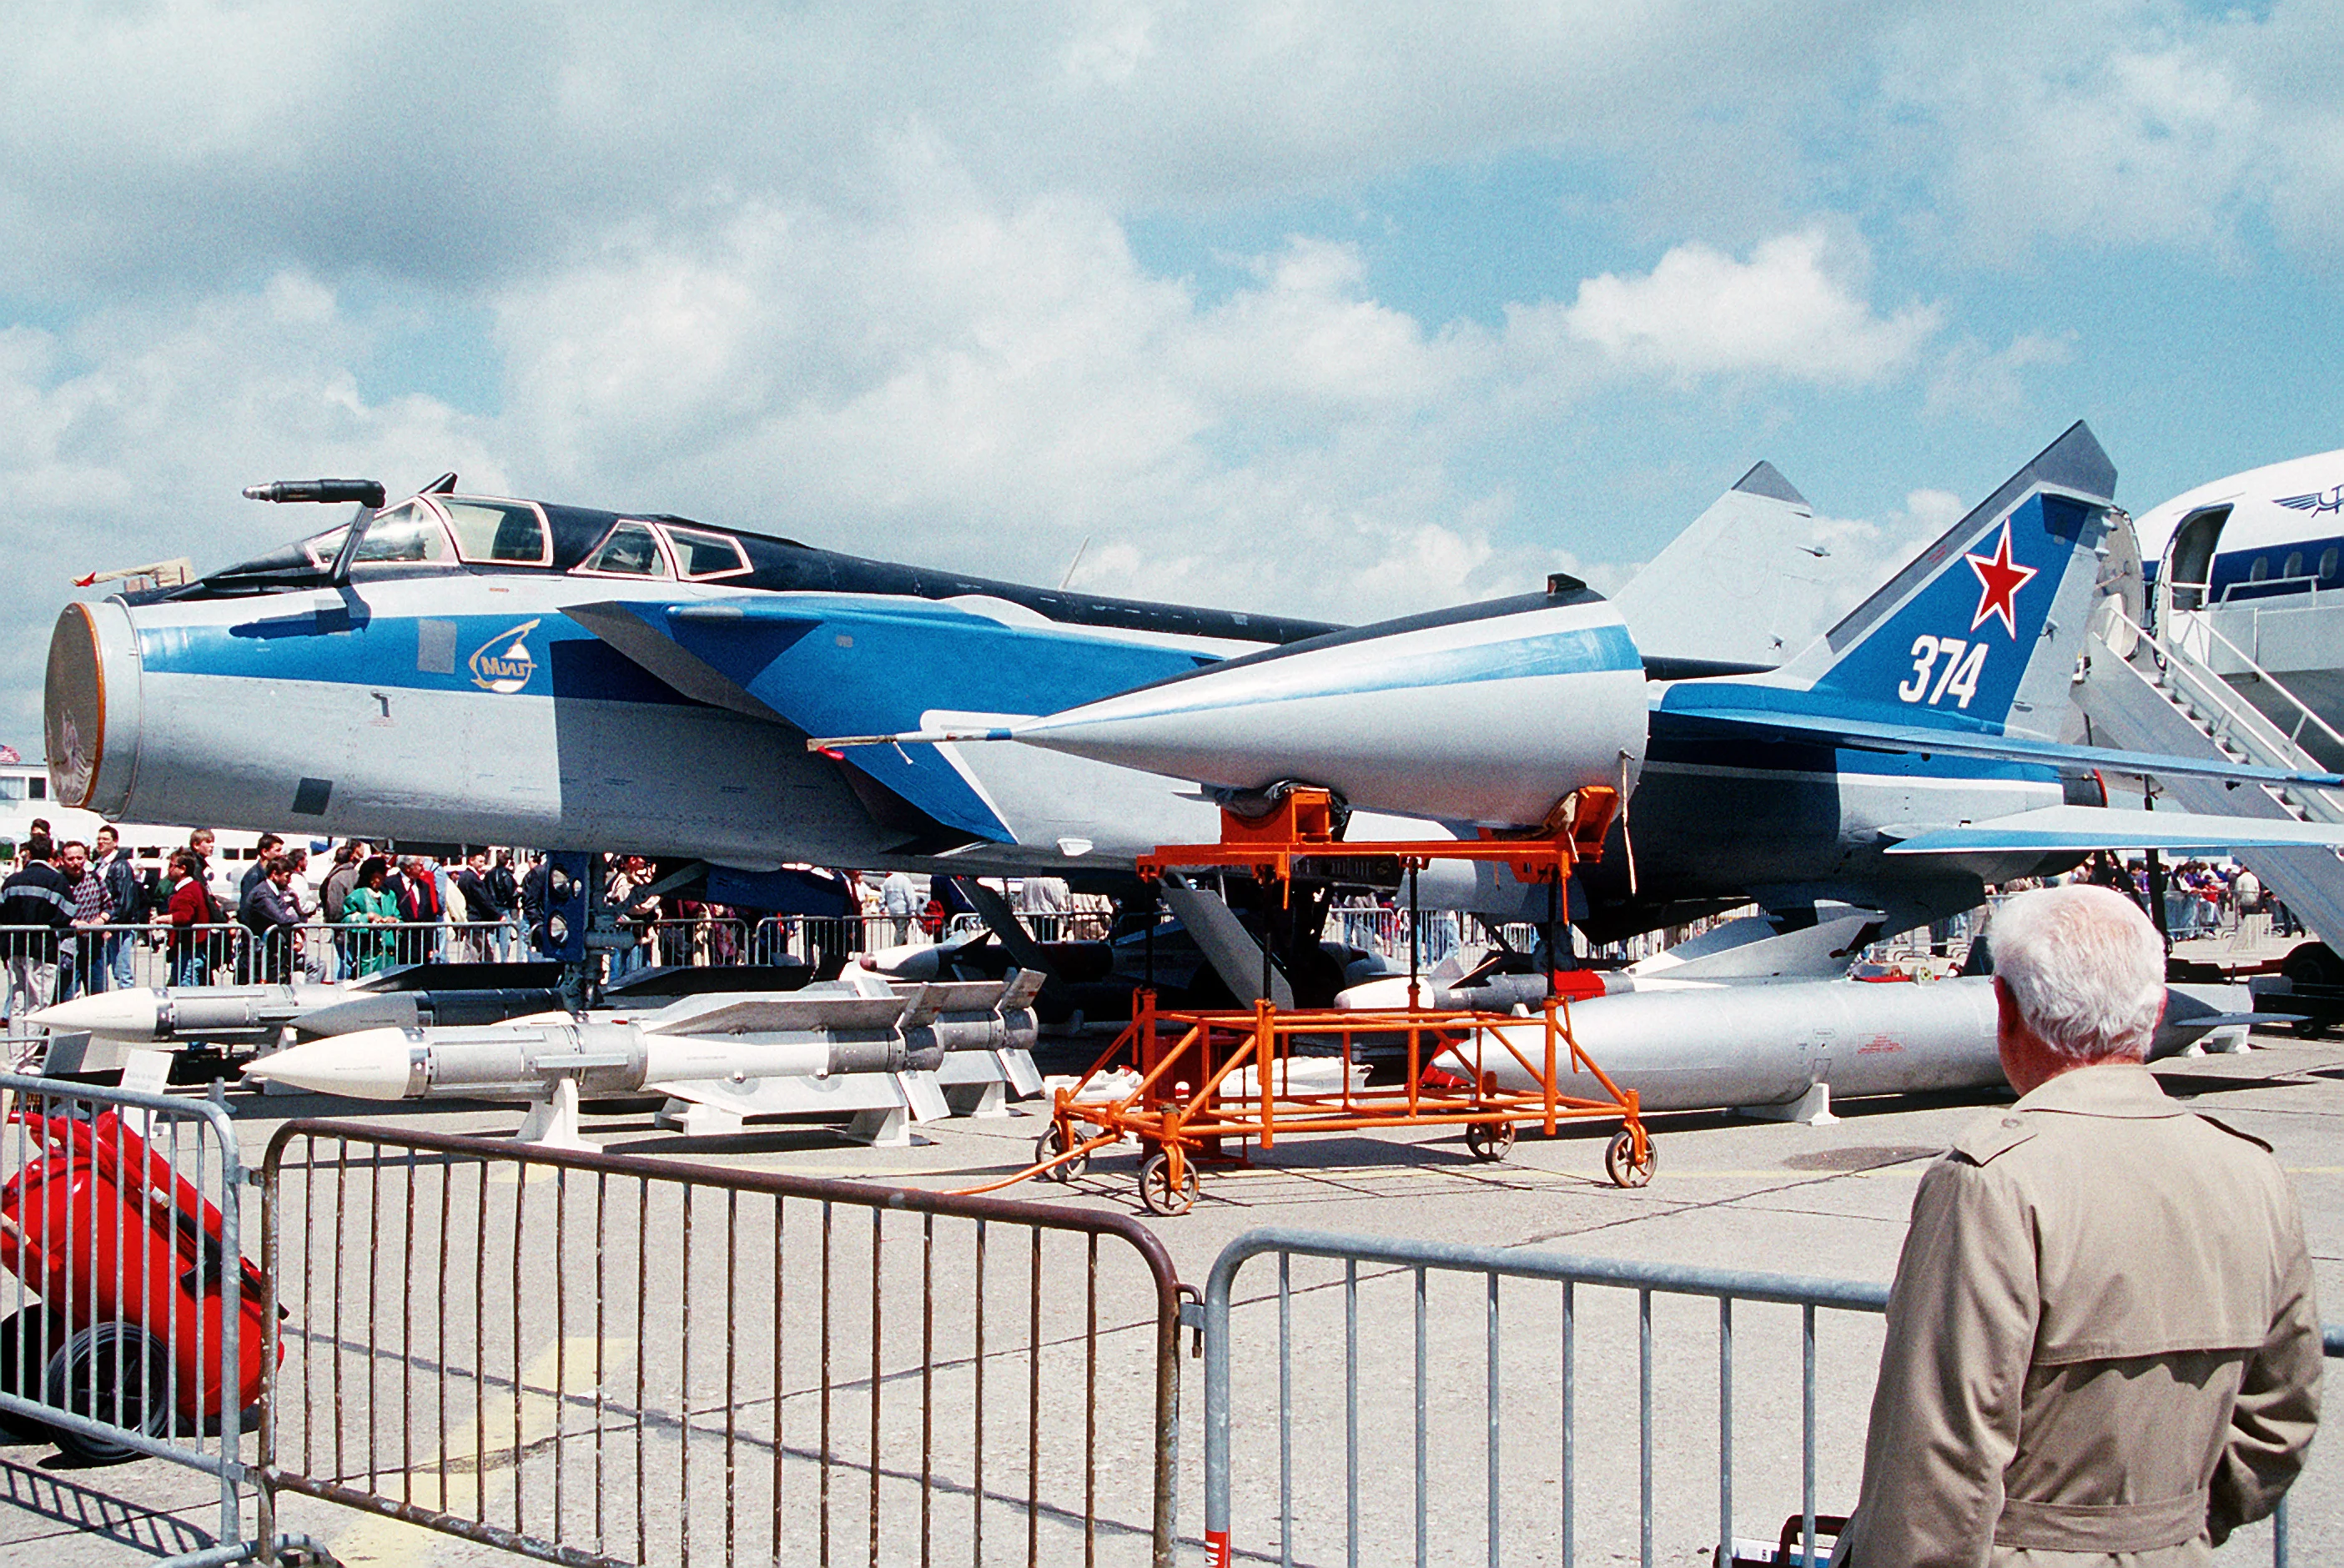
[0,831,1041,1039]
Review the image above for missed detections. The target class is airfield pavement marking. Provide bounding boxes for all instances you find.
[328,1334,633,1567]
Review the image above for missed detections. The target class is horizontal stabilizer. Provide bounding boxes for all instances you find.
[1657,701,2344,792]
[1884,804,2344,855]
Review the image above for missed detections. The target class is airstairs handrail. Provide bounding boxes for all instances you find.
[2100,606,2344,827]
[2161,605,2344,759]
[2111,604,2336,767]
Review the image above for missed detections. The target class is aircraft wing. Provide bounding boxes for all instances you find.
[1883,805,2344,855]
[565,595,1214,844]
[1652,699,2344,792]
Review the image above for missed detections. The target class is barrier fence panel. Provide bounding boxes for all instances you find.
[259,1120,1188,1567]
[0,1071,323,1565]
[1200,1226,2342,1568]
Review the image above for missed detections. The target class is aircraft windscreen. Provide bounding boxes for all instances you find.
[299,501,453,568]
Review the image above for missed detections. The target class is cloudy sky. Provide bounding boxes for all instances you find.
[3,1,2340,743]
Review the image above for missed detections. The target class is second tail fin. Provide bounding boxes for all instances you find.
[1767,421,2116,739]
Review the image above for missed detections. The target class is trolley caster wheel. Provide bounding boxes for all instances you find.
[1464,1120,1516,1162]
[1036,1123,1088,1182]
[1138,1151,1200,1217]
[45,1323,174,1464]
[1605,1129,1657,1189]
[0,1307,64,1444]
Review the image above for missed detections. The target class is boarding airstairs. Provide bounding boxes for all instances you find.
[2075,603,2344,950]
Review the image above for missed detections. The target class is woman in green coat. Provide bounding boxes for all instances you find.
[340,855,400,977]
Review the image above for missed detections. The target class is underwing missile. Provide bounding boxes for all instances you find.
[852,579,1647,828]
[245,971,1043,1102]
[1429,977,2239,1119]
[32,965,570,1046]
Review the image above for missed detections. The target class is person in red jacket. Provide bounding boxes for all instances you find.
[164,849,216,985]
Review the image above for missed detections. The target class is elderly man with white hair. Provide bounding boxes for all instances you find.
[1833,883,2321,1567]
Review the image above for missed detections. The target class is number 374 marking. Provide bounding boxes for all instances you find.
[1897,636,1988,708]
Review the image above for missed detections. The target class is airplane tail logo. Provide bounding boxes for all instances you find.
[1780,422,2115,737]
[469,620,541,694]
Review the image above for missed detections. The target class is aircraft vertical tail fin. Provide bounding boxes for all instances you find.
[1768,421,2117,738]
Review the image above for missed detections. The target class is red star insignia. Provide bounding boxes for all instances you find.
[1964,520,2036,638]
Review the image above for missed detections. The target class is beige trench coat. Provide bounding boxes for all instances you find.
[1835,1062,2321,1567]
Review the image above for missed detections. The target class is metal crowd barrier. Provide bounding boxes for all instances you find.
[0,1073,323,1566]
[258,1120,1188,1567]
[1199,1226,2341,1568]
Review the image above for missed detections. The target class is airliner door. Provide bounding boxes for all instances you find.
[2164,505,2231,613]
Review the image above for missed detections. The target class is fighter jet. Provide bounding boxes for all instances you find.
[44,426,2343,992]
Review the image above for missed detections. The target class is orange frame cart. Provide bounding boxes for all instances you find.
[970,785,1657,1214]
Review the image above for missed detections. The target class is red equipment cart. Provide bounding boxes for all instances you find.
[0,1106,275,1462]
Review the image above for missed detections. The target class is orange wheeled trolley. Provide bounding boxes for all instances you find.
[971,785,1657,1213]
[0,1106,277,1460]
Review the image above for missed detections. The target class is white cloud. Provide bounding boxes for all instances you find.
[0,276,503,735]
[1555,229,1943,386]
[1926,331,2075,421]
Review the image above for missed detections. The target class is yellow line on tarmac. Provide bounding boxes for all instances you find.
[328,1334,631,1565]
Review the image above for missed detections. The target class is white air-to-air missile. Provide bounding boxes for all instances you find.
[31,968,570,1047]
[1429,976,2258,1124]
[245,970,1045,1148]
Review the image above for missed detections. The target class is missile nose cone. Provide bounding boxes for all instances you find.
[28,988,163,1038]
[247,1028,420,1099]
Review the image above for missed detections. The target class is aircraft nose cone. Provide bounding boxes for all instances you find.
[45,601,141,817]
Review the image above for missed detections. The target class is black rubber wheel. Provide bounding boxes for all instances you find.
[1604,1128,1657,1189]
[1464,1120,1516,1162]
[0,1307,65,1444]
[1138,1151,1200,1217]
[1035,1123,1088,1182]
[44,1323,174,1464]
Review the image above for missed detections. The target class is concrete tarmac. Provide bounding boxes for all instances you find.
[4,1028,2341,1565]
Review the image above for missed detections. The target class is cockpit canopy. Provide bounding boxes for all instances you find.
[219,493,760,585]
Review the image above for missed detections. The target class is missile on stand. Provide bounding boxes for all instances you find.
[1429,976,2244,1123]
[244,971,1044,1147]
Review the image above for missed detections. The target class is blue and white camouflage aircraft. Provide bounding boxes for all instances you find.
[42,426,2344,958]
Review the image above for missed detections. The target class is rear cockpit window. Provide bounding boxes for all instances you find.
[658,525,752,580]
[576,520,674,578]
[443,499,552,565]
[299,500,452,568]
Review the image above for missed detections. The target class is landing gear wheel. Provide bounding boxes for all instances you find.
[0,1307,64,1444]
[1605,1128,1657,1189]
[1035,1123,1088,1182]
[45,1323,174,1464]
[1138,1151,1200,1217]
[1464,1120,1517,1162]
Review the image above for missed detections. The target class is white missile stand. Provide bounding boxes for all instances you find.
[514,1076,594,1152]
[1738,1081,1839,1126]
[652,1069,954,1147]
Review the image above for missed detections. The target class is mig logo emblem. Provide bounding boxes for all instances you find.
[469,620,541,694]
